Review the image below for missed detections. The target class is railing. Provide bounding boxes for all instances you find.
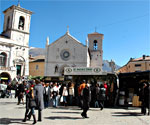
[0,66,15,71]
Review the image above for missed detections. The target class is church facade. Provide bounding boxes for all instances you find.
[45,30,104,77]
[0,4,32,82]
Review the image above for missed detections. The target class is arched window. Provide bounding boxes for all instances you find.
[55,65,59,73]
[0,52,7,67]
[18,16,25,30]
[93,40,98,50]
[6,16,10,30]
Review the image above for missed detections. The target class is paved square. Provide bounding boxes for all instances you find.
[0,98,150,125]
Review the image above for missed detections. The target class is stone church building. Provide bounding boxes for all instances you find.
[0,4,32,82]
[45,30,104,78]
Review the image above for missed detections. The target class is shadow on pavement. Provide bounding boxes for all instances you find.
[111,112,143,117]
[0,102,17,105]
[48,106,81,110]
[0,118,29,124]
[52,111,81,114]
[45,116,83,120]
[16,106,25,109]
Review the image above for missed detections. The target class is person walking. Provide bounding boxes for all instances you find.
[68,82,75,106]
[23,85,37,124]
[144,82,150,115]
[52,83,59,107]
[44,83,51,108]
[78,80,87,109]
[17,82,25,105]
[81,84,91,118]
[95,83,100,108]
[99,84,106,110]
[14,82,19,98]
[139,82,147,115]
[62,84,68,106]
[34,79,44,122]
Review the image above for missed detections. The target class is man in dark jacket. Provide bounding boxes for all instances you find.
[99,84,106,110]
[139,82,147,115]
[144,82,150,115]
[81,84,91,118]
[34,79,44,121]
[17,82,25,105]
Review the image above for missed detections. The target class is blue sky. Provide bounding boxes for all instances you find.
[0,0,149,66]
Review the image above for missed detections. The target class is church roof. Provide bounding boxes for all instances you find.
[48,32,86,48]
[88,32,104,37]
[3,5,33,14]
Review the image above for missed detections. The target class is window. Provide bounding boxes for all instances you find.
[35,65,39,70]
[6,16,10,30]
[135,64,141,67]
[18,16,25,30]
[55,65,58,73]
[0,52,7,67]
[93,40,98,50]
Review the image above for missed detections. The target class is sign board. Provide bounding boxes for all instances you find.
[44,77,64,81]
[64,67,104,75]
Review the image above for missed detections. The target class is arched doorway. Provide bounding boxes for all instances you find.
[0,72,11,84]
[13,56,25,77]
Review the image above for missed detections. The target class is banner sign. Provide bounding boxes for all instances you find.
[64,67,104,75]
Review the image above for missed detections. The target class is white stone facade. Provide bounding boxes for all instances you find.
[45,31,104,77]
[0,5,32,81]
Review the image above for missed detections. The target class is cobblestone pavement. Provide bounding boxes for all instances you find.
[0,98,150,125]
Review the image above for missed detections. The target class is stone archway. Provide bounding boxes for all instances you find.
[0,72,11,83]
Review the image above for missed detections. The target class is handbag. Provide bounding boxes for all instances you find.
[30,98,36,108]
[60,96,63,102]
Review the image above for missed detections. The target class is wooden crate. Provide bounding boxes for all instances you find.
[132,96,142,107]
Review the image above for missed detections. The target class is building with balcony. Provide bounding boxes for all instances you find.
[0,4,32,82]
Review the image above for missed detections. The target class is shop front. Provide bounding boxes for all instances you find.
[118,71,150,107]
[64,67,118,107]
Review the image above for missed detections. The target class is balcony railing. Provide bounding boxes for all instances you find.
[0,66,16,71]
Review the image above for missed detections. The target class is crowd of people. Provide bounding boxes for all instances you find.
[0,78,109,124]
[0,78,149,124]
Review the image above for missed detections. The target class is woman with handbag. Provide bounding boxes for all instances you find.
[23,85,37,124]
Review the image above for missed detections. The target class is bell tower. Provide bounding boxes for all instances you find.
[88,32,104,69]
[2,4,32,46]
